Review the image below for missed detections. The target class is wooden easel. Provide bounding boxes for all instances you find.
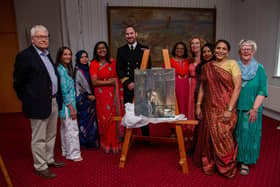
[112,49,198,174]
[0,153,13,187]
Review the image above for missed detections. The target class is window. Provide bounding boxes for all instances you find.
[275,17,280,77]
[277,47,280,76]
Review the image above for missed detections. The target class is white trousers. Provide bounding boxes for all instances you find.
[60,107,81,160]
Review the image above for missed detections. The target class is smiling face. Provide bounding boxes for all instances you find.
[31,29,49,51]
[202,46,213,62]
[61,49,72,65]
[239,44,254,63]
[214,42,229,62]
[125,27,138,44]
[191,38,201,54]
[79,52,89,65]
[96,43,107,58]
[175,43,185,58]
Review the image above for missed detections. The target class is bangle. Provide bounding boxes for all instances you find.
[252,108,258,112]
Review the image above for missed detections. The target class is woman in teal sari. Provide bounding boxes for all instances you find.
[236,40,268,175]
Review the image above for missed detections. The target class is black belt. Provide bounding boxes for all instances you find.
[52,94,57,98]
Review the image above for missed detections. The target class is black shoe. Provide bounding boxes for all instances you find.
[47,161,65,168]
[35,169,56,179]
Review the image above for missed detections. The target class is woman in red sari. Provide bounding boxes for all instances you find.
[89,41,124,154]
[194,39,241,178]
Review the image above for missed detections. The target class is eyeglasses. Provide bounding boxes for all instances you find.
[241,48,252,52]
[33,35,49,40]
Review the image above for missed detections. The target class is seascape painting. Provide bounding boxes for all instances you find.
[107,7,216,66]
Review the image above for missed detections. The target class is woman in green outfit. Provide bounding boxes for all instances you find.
[236,40,268,175]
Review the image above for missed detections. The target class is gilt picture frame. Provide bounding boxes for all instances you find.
[107,6,216,66]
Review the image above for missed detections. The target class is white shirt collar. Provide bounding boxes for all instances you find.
[129,42,137,50]
[33,44,49,56]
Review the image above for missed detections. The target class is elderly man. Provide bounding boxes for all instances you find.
[13,25,64,179]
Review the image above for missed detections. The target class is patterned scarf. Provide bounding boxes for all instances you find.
[237,58,258,87]
[74,50,93,91]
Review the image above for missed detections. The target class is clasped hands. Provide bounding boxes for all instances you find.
[127,82,135,91]
[223,110,232,123]
[196,106,232,123]
[87,95,95,101]
[108,78,116,85]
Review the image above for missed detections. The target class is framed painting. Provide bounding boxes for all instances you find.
[107,6,216,66]
[134,68,176,117]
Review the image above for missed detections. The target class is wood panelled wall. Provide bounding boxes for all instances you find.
[0,0,21,112]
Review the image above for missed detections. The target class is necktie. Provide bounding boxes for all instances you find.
[130,45,133,51]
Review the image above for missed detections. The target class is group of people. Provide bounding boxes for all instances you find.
[170,38,267,178]
[13,24,267,179]
[13,24,149,179]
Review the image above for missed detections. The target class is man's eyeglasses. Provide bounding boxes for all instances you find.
[241,48,252,52]
[33,35,50,40]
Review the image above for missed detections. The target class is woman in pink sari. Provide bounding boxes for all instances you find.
[170,42,189,117]
[168,42,189,136]
[185,37,205,150]
[187,36,205,120]
[89,41,124,154]
[194,40,241,178]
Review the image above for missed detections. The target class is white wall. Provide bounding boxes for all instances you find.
[230,0,280,119]
[14,0,237,59]
[58,0,237,61]
[232,0,280,86]
[13,0,280,119]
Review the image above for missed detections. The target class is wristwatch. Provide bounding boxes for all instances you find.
[227,106,233,112]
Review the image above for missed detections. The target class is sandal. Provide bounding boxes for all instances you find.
[240,164,249,175]
[73,157,83,162]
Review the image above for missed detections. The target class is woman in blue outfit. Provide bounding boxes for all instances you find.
[236,40,267,175]
[74,50,99,148]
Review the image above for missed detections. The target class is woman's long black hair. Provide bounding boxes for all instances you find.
[196,43,215,76]
[171,41,188,58]
[55,46,74,78]
[194,43,215,103]
[92,41,111,63]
